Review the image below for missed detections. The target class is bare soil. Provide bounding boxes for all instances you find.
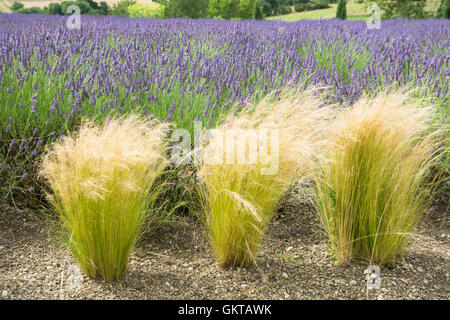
[0,184,448,300]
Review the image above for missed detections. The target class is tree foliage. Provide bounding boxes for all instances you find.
[440,0,450,18]
[110,0,136,15]
[10,1,24,11]
[48,2,62,14]
[255,5,263,19]
[127,2,164,18]
[99,1,109,15]
[208,0,257,19]
[376,0,428,18]
[163,0,209,18]
[336,0,347,19]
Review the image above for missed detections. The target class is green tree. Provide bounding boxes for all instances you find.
[267,0,278,12]
[260,2,271,15]
[256,0,278,16]
[376,0,427,18]
[207,0,221,17]
[10,1,24,12]
[336,0,347,19]
[110,0,136,15]
[17,6,44,14]
[48,2,62,14]
[99,1,110,15]
[85,0,99,10]
[208,0,239,19]
[164,0,209,18]
[440,0,450,18]
[209,0,258,19]
[254,5,263,19]
[239,0,258,19]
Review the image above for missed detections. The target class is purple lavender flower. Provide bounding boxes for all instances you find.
[0,15,448,203]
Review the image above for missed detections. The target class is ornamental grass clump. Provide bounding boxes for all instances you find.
[198,89,331,268]
[314,92,445,266]
[39,115,169,281]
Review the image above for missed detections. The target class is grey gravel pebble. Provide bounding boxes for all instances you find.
[0,185,448,300]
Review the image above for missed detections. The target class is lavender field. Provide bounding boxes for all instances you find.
[0,14,449,200]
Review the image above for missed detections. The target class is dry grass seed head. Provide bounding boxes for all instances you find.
[199,88,334,268]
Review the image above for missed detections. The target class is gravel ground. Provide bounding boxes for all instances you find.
[0,184,449,300]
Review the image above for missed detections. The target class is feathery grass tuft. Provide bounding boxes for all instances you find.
[198,88,332,268]
[314,92,446,266]
[39,115,169,281]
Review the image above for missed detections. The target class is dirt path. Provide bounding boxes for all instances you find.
[0,185,448,300]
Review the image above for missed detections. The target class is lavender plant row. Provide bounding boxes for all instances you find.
[0,13,449,200]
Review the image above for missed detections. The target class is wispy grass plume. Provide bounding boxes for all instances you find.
[39,115,169,281]
[198,88,332,268]
[314,91,446,266]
